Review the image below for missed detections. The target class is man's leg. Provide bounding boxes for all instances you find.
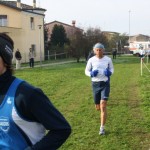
[95,104,100,110]
[32,58,34,67]
[30,58,34,67]
[29,59,31,67]
[99,100,107,135]
[16,60,20,69]
[16,60,18,69]
[100,100,107,126]
[18,60,21,69]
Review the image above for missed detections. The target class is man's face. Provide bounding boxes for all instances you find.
[0,56,7,75]
[94,48,104,58]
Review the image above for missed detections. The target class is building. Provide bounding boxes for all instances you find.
[129,34,150,43]
[45,20,83,41]
[129,34,150,54]
[0,0,46,63]
[102,31,120,41]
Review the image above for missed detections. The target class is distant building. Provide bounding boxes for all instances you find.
[0,0,46,63]
[102,31,120,41]
[129,34,150,43]
[45,20,83,41]
[129,34,150,55]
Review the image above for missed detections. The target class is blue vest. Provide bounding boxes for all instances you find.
[0,78,28,150]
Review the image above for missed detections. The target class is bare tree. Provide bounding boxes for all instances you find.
[69,30,84,62]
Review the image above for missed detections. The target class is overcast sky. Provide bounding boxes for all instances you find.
[19,0,150,36]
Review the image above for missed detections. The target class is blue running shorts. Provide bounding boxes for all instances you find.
[92,81,110,104]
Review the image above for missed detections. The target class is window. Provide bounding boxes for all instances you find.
[0,15,7,26]
[30,17,34,30]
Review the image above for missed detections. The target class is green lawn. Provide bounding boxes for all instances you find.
[15,55,150,150]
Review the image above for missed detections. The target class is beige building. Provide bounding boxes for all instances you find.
[102,31,120,41]
[45,20,83,41]
[129,34,150,42]
[0,0,46,63]
[129,34,150,52]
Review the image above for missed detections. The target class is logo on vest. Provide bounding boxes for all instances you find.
[7,97,12,104]
[0,117,10,132]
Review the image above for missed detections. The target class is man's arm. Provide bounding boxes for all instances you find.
[16,83,71,150]
[108,58,114,74]
[29,89,71,150]
[85,59,92,77]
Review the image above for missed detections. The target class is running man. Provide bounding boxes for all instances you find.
[85,43,114,135]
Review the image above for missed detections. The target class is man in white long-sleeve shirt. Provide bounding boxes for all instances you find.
[85,43,114,135]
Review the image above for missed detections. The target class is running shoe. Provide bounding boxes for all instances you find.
[99,128,105,135]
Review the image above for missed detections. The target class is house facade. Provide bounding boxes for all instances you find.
[102,31,120,41]
[129,34,150,54]
[0,0,46,63]
[130,34,150,43]
[45,20,83,41]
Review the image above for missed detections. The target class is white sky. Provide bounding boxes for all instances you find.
[17,0,150,35]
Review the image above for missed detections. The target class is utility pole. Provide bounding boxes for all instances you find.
[38,25,42,67]
[129,10,131,46]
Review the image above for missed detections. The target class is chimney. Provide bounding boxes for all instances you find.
[17,0,21,8]
[72,20,76,27]
[33,0,36,8]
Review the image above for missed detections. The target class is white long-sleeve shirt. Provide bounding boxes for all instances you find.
[85,55,114,82]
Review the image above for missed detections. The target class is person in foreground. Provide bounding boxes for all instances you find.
[0,33,71,150]
[85,43,114,135]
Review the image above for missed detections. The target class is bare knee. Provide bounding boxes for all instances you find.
[100,100,107,112]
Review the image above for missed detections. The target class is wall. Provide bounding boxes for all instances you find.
[0,4,45,63]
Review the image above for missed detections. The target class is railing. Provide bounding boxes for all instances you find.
[12,52,69,64]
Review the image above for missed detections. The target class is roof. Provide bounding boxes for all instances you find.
[0,1,46,14]
[134,34,149,38]
[102,31,120,34]
[45,20,83,31]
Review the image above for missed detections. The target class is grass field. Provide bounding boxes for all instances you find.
[15,55,150,150]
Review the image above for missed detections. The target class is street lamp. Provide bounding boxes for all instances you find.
[116,42,118,53]
[128,10,131,45]
[38,25,42,66]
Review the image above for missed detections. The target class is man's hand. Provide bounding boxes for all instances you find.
[104,68,112,77]
[90,70,99,77]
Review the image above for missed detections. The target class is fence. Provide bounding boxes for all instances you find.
[140,53,150,76]
[12,52,69,64]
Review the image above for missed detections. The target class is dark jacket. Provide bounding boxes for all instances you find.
[0,71,71,150]
[15,50,22,60]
